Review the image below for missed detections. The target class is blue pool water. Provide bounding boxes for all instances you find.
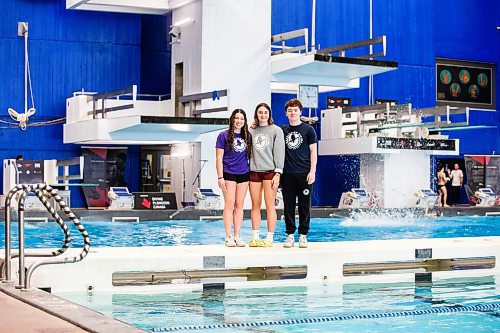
[1,214,499,248]
[57,276,500,332]
[3,214,499,331]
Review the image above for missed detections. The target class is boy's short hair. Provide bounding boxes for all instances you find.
[285,98,302,111]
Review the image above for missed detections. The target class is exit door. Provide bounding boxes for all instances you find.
[141,149,172,192]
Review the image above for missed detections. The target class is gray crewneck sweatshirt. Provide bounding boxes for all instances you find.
[249,124,285,173]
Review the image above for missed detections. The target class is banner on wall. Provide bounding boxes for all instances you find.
[436,58,495,109]
[81,147,128,208]
[17,160,44,184]
[464,155,500,201]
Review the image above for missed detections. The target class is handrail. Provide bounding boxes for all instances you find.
[2,184,90,289]
[271,28,309,55]
[178,89,228,117]
[87,85,137,119]
[317,35,386,59]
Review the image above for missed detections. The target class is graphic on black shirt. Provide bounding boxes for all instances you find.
[286,131,303,150]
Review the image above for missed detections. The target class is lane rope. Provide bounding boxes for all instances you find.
[151,302,500,332]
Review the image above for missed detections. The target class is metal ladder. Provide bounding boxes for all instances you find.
[1,183,90,289]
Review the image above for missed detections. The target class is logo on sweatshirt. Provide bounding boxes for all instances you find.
[233,137,246,153]
[253,133,270,151]
[286,131,303,150]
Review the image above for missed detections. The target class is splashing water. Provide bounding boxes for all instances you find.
[340,208,431,227]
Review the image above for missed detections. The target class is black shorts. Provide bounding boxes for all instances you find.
[223,172,250,184]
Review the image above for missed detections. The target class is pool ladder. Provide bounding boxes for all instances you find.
[1,183,90,290]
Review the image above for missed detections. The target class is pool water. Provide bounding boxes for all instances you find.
[57,276,500,332]
[1,214,499,248]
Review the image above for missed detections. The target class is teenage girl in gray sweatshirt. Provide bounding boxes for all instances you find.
[248,102,285,247]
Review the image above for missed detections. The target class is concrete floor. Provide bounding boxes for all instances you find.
[0,282,147,333]
[0,289,88,333]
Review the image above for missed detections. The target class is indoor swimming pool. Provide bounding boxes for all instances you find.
[1,214,499,248]
[57,276,500,332]
[2,214,500,332]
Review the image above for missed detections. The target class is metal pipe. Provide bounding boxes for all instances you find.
[16,192,27,289]
[3,192,13,282]
[311,0,316,52]
[24,24,28,114]
[368,0,374,104]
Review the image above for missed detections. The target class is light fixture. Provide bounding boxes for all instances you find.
[173,17,194,27]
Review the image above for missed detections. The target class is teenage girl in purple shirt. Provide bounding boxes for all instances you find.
[215,109,252,247]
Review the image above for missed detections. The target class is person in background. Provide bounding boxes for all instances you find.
[216,109,252,247]
[16,154,23,161]
[436,166,450,208]
[281,98,317,248]
[248,102,285,248]
[449,163,463,206]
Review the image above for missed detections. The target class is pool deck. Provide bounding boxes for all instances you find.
[0,281,147,333]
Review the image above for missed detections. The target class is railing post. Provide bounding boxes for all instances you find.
[16,194,26,289]
[3,190,14,282]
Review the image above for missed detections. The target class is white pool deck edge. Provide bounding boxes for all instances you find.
[4,236,497,294]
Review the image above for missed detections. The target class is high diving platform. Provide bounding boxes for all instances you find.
[270,31,397,93]
[63,86,229,144]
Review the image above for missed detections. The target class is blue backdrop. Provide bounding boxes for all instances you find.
[0,0,498,207]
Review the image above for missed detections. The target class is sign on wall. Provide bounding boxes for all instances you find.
[436,58,495,109]
[377,137,456,151]
[81,147,128,208]
[133,192,177,210]
[17,160,44,184]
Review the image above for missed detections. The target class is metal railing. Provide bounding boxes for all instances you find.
[178,89,228,117]
[317,35,387,59]
[271,28,309,55]
[72,85,170,119]
[1,184,90,289]
[271,29,386,61]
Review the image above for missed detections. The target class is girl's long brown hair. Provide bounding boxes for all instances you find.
[227,109,252,159]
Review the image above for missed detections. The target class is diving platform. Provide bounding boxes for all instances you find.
[271,31,398,93]
[63,86,229,144]
[271,53,398,93]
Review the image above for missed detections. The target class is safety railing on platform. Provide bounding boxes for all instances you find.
[271,29,387,60]
[178,89,228,117]
[1,183,90,289]
[271,28,309,55]
[317,35,387,60]
[72,85,170,119]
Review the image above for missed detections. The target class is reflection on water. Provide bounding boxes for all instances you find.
[58,276,500,332]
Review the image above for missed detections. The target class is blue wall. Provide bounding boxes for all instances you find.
[0,1,142,207]
[272,0,499,206]
[0,0,498,207]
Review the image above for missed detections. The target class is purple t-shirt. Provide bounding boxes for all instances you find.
[216,130,250,175]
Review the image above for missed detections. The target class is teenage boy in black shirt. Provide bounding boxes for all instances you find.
[281,98,317,248]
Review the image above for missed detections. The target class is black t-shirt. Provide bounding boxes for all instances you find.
[282,122,318,174]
